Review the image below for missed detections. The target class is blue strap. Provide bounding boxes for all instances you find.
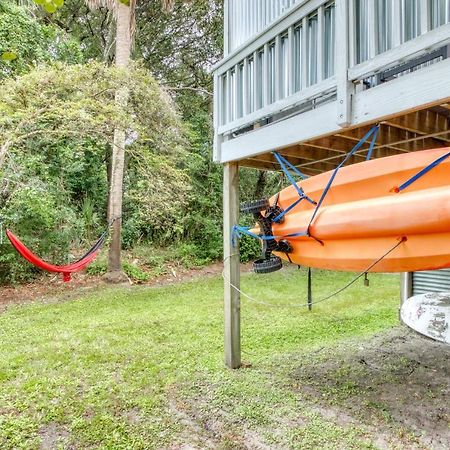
[233,125,380,246]
[273,152,309,179]
[232,225,308,245]
[273,197,303,223]
[397,150,450,192]
[272,152,316,224]
[365,125,380,160]
[273,152,308,199]
[308,125,379,229]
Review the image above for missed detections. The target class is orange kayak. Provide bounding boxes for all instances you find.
[254,148,450,273]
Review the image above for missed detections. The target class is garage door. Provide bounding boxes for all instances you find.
[412,269,450,295]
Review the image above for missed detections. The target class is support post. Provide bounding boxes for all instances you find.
[336,0,353,127]
[223,162,241,369]
[400,272,413,323]
[224,0,229,56]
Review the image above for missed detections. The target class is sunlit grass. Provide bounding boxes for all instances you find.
[0,268,400,448]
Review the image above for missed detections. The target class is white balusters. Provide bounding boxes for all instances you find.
[220,0,337,127]
[227,0,303,53]
[317,6,325,82]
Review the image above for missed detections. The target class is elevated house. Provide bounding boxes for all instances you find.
[213,0,450,368]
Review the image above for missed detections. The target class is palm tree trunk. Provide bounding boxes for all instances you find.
[105,1,132,281]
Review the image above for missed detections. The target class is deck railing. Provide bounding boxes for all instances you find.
[215,0,450,140]
[226,0,303,53]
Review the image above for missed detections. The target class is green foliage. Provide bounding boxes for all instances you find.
[32,0,65,13]
[84,259,107,276]
[0,0,82,79]
[86,258,151,283]
[0,61,186,282]
[123,151,190,248]
[181,111,223,264]
[122,261,150,283]
[0,185,81,283]
[0,0,282,283]
[238,235,262,263]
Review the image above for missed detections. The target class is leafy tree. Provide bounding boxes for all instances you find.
[0,0,82,78]
[31,0,193,281]
[0,61,188,282]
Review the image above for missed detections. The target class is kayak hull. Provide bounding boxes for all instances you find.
[263,147,450,272]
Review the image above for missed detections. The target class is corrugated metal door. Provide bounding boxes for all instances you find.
[412,269,450,295]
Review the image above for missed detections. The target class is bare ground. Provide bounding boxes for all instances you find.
[170,327,450,449]
[0,262,252,312]
[292,327,450,449]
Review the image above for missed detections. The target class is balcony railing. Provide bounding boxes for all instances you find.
[354,0,450,65]
[215,0,450,139]
[226,0,303,53]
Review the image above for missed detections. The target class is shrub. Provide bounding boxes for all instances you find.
[0,61,187,282]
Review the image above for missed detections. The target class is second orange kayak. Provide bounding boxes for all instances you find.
[254,147,450,272]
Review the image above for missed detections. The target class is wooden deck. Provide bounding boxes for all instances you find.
[239,105,450,174]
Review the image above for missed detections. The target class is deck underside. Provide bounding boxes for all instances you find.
[239,103,450,174]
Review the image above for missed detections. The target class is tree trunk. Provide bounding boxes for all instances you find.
[254,171,267,199]
[0,140,11,171]
[104,1,132,283]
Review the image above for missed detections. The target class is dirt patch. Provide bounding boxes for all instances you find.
[0,262,252,312]
[293,326,450,449]
[167,385,262,450]
[172,327,450,449]
[39,422,70,450]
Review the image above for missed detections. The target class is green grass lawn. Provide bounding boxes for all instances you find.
[0,268,400,449]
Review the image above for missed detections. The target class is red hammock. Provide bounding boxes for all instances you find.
[6,229,105,282]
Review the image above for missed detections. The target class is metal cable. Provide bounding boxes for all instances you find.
[222,237,406,309]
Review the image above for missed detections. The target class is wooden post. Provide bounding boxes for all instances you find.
[336,0,353,127]
[223,162,241,369]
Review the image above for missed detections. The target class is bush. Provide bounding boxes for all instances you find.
[0,0,83,79]
[239,235,261,263]
[0,61,186,282]
[86,259,150,283]
[0,184,81,283]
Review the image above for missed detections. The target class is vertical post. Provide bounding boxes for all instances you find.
[420,0,429,35]
[233,64,239,121]
[243,58,249,117]
[336,0,353,127]
[367,0,378,59]
[307,267,312,311]
[263,43,270,106]
[301,17,308,89]
[317,5,325,83]
[400,272,413,323]
[392,0,402,47]
[223,163,241,369]
[348,0,356,67]
[275,34,282,101]
[226,70,232,124]
[288,26,295,96]
[213,72,222,163]
[253,50,259,112]
[224,0,230,56]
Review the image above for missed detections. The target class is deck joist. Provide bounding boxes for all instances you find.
[239,104,450,174]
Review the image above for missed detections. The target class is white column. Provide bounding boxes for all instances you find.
[400,272,413,323]
[336,0,353,127]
